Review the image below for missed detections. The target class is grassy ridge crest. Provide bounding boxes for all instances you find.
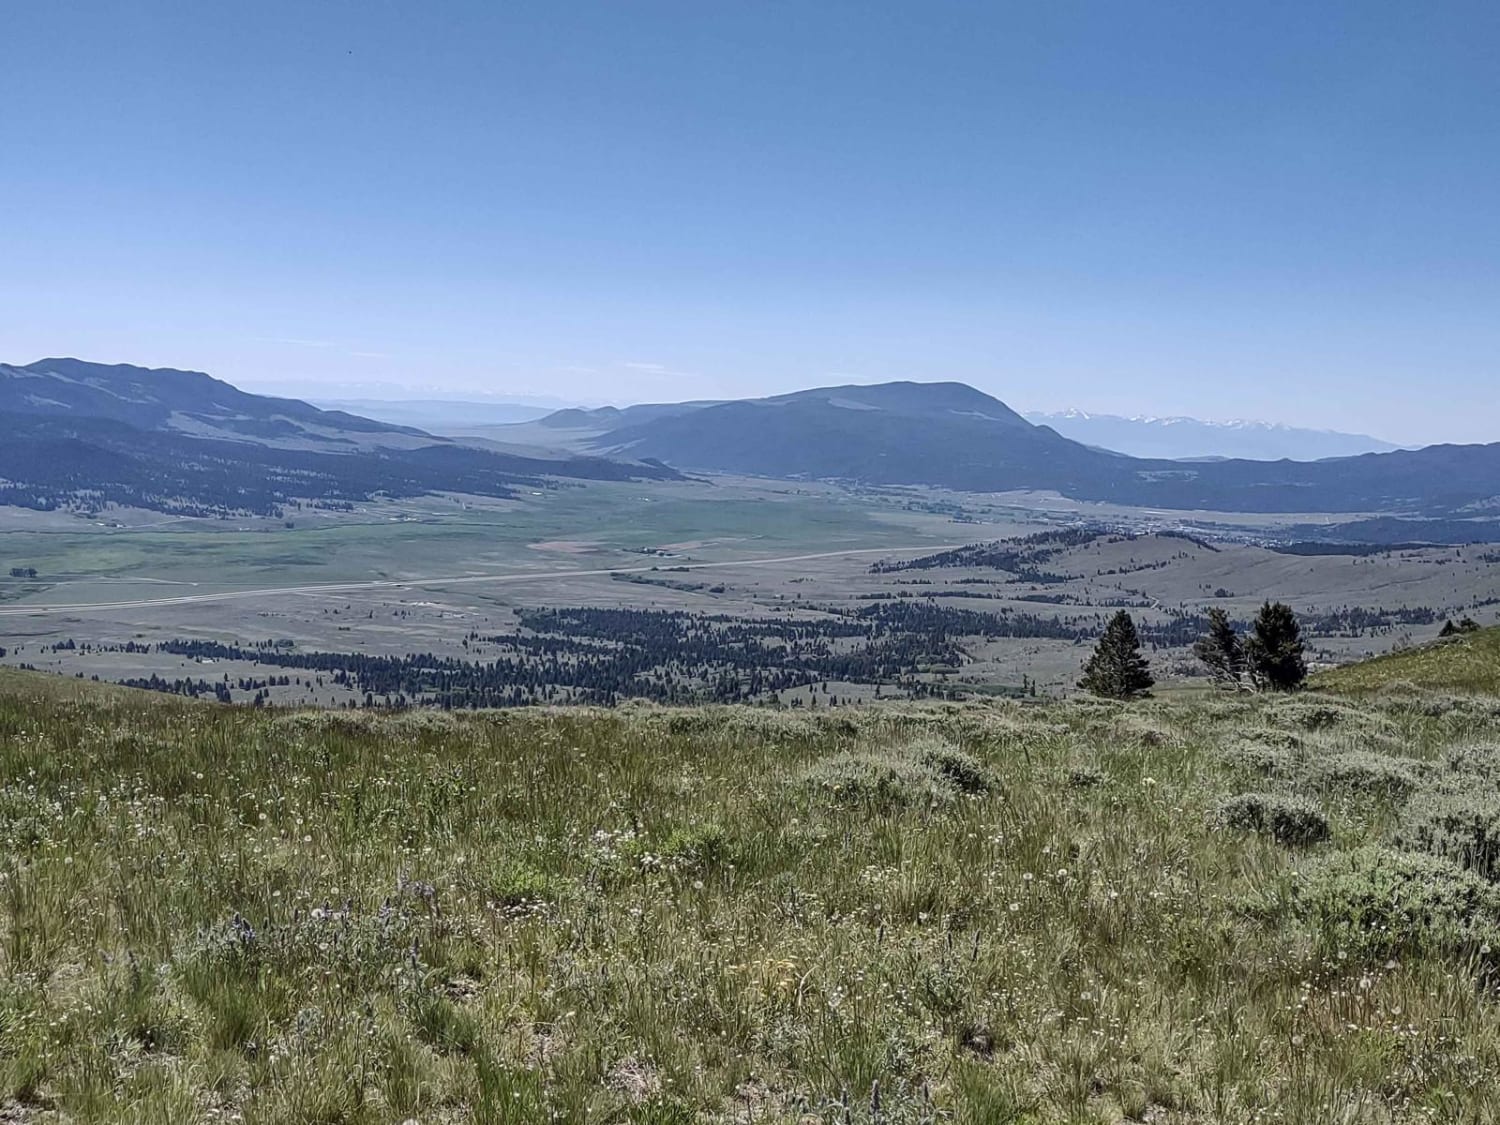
[1317,624,1500,696]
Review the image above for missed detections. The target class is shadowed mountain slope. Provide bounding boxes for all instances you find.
[0,359,678,517]
[3,358,431,451]
[553,380,1499,517]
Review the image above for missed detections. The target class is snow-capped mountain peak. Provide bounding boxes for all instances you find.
[1025,409,1405,461]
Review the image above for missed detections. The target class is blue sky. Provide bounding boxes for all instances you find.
[2,1,1497,444]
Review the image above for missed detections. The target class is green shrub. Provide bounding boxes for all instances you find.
[1303,749,1424,799]
[903,736,994,794]
[798,750,956,809]
[1219,738,1299,778]
[1440,741,1500,782]
[1065,763,1106,790]
[1271,697,1361,731]
[659,823,731,872]
[1393,789,1500,881]
[486,861,559,908]
[1212,792,1330,847]
[1269,698,1404,747]
[797,736,996,809]
[1294,846,1500,962]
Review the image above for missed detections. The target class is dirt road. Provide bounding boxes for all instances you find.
[0,545,960,618]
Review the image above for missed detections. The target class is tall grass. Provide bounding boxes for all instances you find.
[2,679,1500,1121]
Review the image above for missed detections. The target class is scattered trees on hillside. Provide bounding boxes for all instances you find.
[1078,610,1154,700]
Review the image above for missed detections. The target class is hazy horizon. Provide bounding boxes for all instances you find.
[4,2,1497,445]
[0,361,1414,445]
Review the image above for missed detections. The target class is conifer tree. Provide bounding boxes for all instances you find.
[1245,601,1307,691]
[1193,607,1246,690]
[1078,610,1154,700]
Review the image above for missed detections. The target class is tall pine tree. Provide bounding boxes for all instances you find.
[1245,601,1307,691]
[1193,607,1246,690]
[1078,610,1154,700]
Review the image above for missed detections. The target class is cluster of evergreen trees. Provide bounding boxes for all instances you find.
[1080,602,1308,700]
[149,607,972,707]
[871,529,1104,574]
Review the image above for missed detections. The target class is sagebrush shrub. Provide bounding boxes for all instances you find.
[1065,763,1106,790]
[799,750,956,809]
[1212,792,1330,847]
[1303,749,1424,799]
[1219,738,1299,778]
[797,736,995,809]
[1393,789,1500,881]
[1294,846,1500,962]
[903,737,994,794]
[1271,698,1356,731]
[1110,713,1175,747]
[1440,742,1500,782]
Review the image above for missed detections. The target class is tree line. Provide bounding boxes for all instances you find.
[1079,602,1308,700]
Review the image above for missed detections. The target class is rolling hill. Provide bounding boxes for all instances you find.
[1317,624,1500,696]
[528,380,1500,519]
[1,358,440,452]
[0,359,677,518]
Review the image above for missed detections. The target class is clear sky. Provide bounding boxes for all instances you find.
[3,2,1497,444]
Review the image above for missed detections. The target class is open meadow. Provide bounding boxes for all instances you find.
[4,478,1499,706]
[5,663,1500,1122]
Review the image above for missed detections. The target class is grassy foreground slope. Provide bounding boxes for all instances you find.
[5,681,1500,1122]
[1318,625,1500,696]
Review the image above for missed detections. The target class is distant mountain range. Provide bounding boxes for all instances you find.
[519,381,1500,518]
[311,398,558,430]
[6,361,1498,526]
[1,357,435,452]
[0,359,676,518]
[1024,409,1404,461]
